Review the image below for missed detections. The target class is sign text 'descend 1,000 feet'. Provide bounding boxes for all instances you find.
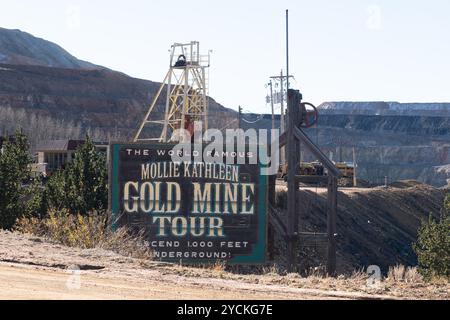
[109,143,267,264]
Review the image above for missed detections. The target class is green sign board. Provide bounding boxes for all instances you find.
[109,143,267,264]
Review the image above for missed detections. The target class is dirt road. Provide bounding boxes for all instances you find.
[0,263,293,300]
[0,263,379,300]
[0,231,447,300]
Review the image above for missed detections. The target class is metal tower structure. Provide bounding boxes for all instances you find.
[134,41,210,142]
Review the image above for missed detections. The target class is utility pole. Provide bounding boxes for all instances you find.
[280,70,285,137]
[270,71,294,165]
[285,9,291,168]
[270,71,295,131]
[353,147,357,187]
[238,105,242,129]
[270,7,294,165]
[268,80,275,131]
[286,9,290,91]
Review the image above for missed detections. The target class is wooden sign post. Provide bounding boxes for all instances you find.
[286,89,301,272]
[281,89,339,275]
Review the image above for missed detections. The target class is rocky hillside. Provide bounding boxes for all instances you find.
[242,111,450,187]
[317,113,450,136]
[319,101,450,117]
[0,28,100,69]
[316,103,449,187]
[0,63,235,145]
[304,103,450,187]
[0,28,236,145]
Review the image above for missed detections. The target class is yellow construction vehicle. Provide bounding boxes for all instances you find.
[334,162,354,178]
[277,161,325,181]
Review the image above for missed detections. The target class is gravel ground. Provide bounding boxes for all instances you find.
[0,230,448,300]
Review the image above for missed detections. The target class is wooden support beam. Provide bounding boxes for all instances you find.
[279,132,287,148]
[293,126,342,178]
[286,89,302,272]
[268,174,276,205]
[327,175,338,275]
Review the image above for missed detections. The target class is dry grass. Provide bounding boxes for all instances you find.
[155,262,449,299]
[262,264,282,276]
[211,260,227,272]
[387,265,407,282]
[15,209,152,259]
[304,266,328,278]
[387,265,424,283]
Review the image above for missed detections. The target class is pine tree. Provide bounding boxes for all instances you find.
[0,131,32,229]
[43,136,108,215]
[413,194,450,280]
[43,170,66,211]
[24,176,46,219]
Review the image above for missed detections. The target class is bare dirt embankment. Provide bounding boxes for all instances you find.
[274,181,448,273]
[0,230,448,300]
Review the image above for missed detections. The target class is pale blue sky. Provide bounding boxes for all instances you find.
[1,0,450,113]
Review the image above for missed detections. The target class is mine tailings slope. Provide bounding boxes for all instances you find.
[277,182,448,273]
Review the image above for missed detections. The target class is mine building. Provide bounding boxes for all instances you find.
[34,139,109,177]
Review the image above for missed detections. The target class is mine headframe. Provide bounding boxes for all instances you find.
[134,41,210,142]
